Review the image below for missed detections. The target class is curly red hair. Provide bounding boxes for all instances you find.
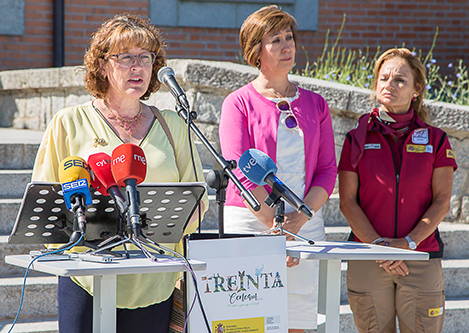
[83,13,166,100]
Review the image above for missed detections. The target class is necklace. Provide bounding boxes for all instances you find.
[256,79,291,100]
[104,100,145,135]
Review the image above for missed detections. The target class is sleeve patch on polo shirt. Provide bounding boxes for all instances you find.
[447,149,455,159]
[406,144,433,153]
[428,307,444,317]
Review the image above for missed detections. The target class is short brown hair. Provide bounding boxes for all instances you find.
[83,13,166,100]
[372,48,429,123]
[239,5,298,68]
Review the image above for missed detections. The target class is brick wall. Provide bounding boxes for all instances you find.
[300,0,469,72]
[0,0,468,75]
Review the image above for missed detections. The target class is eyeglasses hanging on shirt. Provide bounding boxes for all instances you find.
[276,100,299,130]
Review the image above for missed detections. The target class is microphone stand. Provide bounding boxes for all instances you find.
[264,184,315,245]
[55,196,122,256]
[205,169,230,238]
[90,213,165,258]
[173,103,261,235]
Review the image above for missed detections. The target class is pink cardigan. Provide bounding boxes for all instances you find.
[219,82,337,208]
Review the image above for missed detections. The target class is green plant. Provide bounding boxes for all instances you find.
[300,16,469,106]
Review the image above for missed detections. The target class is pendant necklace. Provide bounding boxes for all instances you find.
[104,100,145,135]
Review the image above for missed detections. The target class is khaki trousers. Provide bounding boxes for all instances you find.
[347,259,445,333]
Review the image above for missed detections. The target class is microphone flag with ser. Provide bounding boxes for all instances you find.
[58,156,93,234]
[239,149,313,218]
[111,143,147,235]
[58,156,93,210]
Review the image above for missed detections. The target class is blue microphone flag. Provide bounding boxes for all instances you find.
[238,149,277,185]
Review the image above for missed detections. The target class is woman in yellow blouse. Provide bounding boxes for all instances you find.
[32,13,208,333]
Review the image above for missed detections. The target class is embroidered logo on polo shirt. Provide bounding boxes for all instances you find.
[447,149,455,159]
[406,144,433,153]
[412,128,429,144]
[364,144,381,150]
[428,307,444,317]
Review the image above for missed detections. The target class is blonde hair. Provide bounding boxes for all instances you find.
[373,48,429,123]
[239,5,298,68]
[83,13,166,100]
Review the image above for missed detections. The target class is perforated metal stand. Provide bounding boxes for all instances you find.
[9,181,206,254]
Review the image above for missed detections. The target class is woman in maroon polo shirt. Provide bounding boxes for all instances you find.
[338,48,457,333]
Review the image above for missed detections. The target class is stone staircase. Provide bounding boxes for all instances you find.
[1,128,469,332]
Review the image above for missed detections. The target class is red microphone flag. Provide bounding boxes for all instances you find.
[87,152,117,196]
[111,143,147,186]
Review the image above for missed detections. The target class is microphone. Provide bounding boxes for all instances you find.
[111,143,147,235]
[58,156,93,234]
[157,66,190,111]
[87,152,127,216]
[238,149,313,218]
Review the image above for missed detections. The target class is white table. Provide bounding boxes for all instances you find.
[286,240,429,333]
[5,253,206,333]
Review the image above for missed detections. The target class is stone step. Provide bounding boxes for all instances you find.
[0,130,217,171]
[0,296,467,333]
[329,299,469,333]
[0,129,43,170]
[0,170,32,199]
[0,317,58,333]
[0,199,22,235]
[337,259,469,304]
[325,222,469,259]
[0,169,214,199]
[0,276,57,320]
[0,236,48,278]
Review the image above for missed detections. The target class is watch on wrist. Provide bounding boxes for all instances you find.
[405,236,417,250]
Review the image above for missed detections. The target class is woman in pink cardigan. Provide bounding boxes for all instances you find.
[219,5,337,332]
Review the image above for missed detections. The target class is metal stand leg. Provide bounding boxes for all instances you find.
[93,274,116,333]
[317,259,341,333]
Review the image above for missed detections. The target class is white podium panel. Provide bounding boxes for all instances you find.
[186,235,288,333]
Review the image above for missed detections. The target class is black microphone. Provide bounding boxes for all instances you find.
[157,66,190,111]
[239,149,314,218]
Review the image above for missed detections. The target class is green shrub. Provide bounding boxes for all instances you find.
[298,15,468,106]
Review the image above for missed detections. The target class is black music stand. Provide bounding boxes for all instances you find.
[9,181,206,254]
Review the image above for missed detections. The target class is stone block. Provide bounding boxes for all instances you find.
[0,199,21,234]
[0,277,57,319]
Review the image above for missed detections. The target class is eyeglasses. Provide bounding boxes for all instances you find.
[111,52,157,67]
[276,100,298,129]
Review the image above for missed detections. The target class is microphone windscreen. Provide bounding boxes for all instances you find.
[238,149,278,186]
[157,66,174,85]
[58,156,91,184]
[111,143,147,186]
[87,152,117,196]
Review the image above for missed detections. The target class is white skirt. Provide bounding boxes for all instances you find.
[224,205,326,329]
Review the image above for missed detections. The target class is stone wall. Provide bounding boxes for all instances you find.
[1,59,468,222]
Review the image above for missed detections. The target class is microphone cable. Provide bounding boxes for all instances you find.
[184,107,203,234]
[7,234,84,333]
[144,240,212,333]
